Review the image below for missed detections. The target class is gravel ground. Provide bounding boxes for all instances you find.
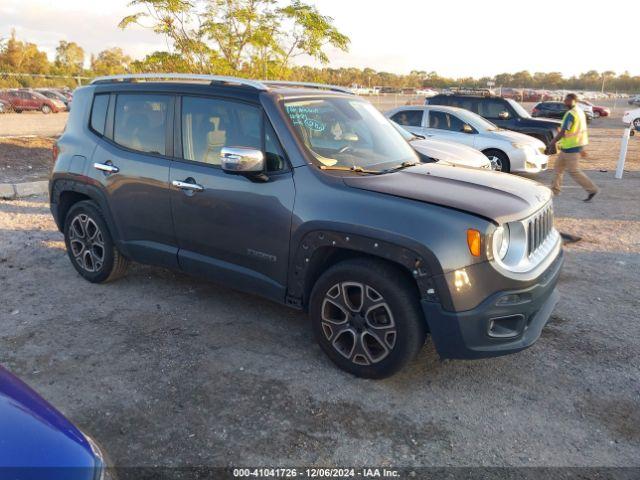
[0,168,638,469]
[0,111,69,138]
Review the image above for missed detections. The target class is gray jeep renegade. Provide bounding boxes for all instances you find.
[49,74,563,378]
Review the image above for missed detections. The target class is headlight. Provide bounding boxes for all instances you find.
[492,225,510,260]
[511,142,531,150]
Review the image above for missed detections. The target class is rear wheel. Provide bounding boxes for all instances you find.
[309,258,426,379]
[63,201,129,283]
[483,149,510,172]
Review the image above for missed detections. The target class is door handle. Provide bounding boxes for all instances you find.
[172,179,204,192]
[94,162,119,174]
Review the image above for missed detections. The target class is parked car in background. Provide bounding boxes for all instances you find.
[532,101,594,123]
[580,100,610,117]
[628,95,640,106]
[0,89,65,114]
[36,88,71,110]
[386,105,549,173]
[416,88,439,98]
[623,107,640,136]
[427,92,561,147]
[50,74,563,378]
[390,120,493,170]
[0,366,108,479]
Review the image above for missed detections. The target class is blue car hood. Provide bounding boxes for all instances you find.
[0,366,96,472]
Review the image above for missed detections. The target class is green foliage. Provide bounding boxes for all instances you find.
[90,47,132,76]
[55,41,85,75]
[120,0,349,77]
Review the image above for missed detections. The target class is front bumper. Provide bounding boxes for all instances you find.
[423,249,563,359]
[511,147,549,173]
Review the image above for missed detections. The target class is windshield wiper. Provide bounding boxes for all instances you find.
[379,161,421,174]
[319,165,381,174]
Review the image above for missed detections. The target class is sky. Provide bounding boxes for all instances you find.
[1,0,639,78]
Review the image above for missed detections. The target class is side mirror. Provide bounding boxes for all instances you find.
[461,124,474,134]
[498,111,510,119]
[220,147,265,175]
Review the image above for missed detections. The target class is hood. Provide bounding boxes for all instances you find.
[410,138,490,168]
[518,116,562,129]
[492,129,546,147]
[0,366,97,471]
[343,163,551,224]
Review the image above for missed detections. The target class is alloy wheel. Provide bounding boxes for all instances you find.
[68,214,105,272]
[321,282,397,366]
[488,155,502,171]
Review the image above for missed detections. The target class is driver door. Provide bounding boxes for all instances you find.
[424,110,476,147]
[169,95,295,302]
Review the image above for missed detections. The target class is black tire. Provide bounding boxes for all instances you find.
[41,104,52,114]
[483,149,511,173]
[14,109,22,114]
[63,200,129,283]
[309,258,426,379]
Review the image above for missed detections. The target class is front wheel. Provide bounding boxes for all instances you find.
[63,201,129,283]
[309,258,426,379]
[483,149,511,172]
[41,104,52,114]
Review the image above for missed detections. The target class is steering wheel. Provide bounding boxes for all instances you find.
[338,144,353,154]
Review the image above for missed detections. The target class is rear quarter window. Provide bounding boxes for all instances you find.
[90,94,110,136]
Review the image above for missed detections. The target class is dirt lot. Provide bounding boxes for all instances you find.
[0,97,639,471]
[0,136,55,183]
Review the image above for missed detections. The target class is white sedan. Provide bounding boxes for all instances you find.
[623,107,640,135]
[385,105,549,173]
[390,121,492,169]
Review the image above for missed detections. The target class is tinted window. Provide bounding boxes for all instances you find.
[90,94,109,136]
[265,122,286,172]
[429,111,465,132]
[478,99,507,119]
[181,96,261,166]
[114,94,170,155]
[390,110,423,127]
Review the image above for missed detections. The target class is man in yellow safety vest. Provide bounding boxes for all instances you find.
[549,93,599,202]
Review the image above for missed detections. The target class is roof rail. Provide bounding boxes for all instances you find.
[90,73,268,90]
[447,87,495,97]
[261,80,355,95]
[89,74,355,95]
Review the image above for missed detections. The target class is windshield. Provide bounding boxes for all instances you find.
[390,120,420,141]
[506,99,531,118]
[284,97,419,171]
[454,108,500,131]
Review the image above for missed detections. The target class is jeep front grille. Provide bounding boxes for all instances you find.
[527,204,553,257]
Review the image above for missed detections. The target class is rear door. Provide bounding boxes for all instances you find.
[169,95,295,301]
[90,92,178,268]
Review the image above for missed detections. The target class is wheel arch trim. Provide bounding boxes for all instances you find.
[287,223,450,310]
[50,179,124,252]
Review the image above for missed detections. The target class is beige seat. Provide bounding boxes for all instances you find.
[205,116,227,164]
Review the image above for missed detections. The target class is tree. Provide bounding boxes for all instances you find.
[55,41,85,75]
[119,0,349,77]
[0,30,50,74]
[91,47,132,76]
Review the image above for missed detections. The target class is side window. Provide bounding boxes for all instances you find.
[181,96,261,166]
[113,94,170,155]
[478,100,507,119]
[429,111,464,132]
[90,94,110,136]
[390,110,423,127]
